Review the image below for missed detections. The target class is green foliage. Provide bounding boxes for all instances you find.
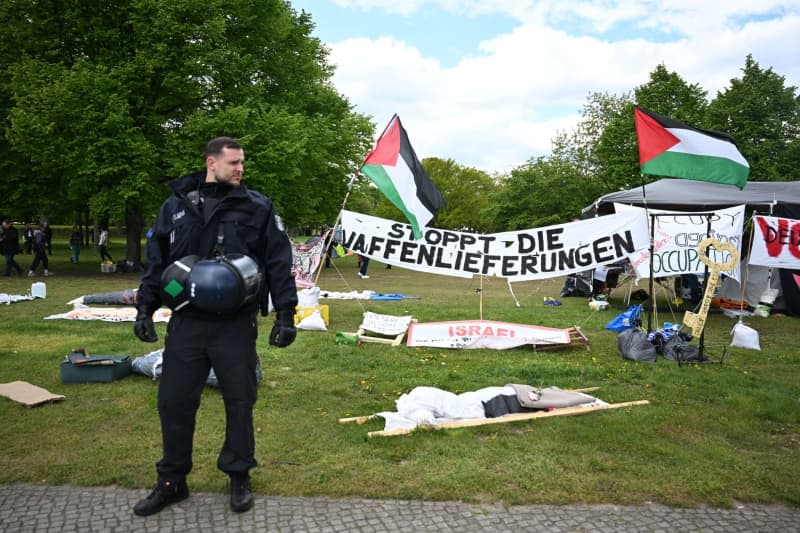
[487,156,594,230]
[636,64,709,124]
[706,55,800,182]
[421,158,496,232]
[0,0,373,253]
[547,57,797,209]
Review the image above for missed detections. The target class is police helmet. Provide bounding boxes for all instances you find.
[186,254,261,314]
[160,255,201,311]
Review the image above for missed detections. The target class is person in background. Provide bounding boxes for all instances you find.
[69,225,82,264]
[132,136,298,517]
[98,227,114,263]
[357,254,370,279]
[23,223,33,254]
[27,223,51,276]
[43,220,53,255]
[1,218,24,276]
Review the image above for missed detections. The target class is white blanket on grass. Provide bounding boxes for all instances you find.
[376,386,605,431]
[45,305,171,322]
[1,293,35,305]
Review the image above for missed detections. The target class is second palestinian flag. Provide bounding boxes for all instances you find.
[634,107,750,189]
[361,115,445,239]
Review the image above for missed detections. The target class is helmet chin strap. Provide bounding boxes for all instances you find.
[213,224,225,257]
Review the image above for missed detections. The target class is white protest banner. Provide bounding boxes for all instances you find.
[360,312,414,336]
[406,320,571,350]
[341,209,649,282]
[750,215,800,268]
[615,204,745,281]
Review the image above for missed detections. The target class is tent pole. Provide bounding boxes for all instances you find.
[648,213,655,333]
[695,215,712,364]
[639,175,655,334]
[312,173,358,287]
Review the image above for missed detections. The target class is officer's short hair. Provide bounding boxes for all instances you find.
[205,137,242,158]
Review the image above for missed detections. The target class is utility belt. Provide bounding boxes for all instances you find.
[160,253,261,314]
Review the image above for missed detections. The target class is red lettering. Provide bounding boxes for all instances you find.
[757,217,800,258]
[756,216,785,257]
[790,222,800,259]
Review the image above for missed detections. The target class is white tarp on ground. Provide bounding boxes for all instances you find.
[376,386,514,431]
[375,386,604,432]
[45,305,172,322]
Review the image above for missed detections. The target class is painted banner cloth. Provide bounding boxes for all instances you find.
[750,215,800,268]
[615,204,744,281]
[406,320,571,350]
[291,232,328,288]
[341,209,649,282]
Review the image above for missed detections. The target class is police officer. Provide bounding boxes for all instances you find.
[132,136,298,516]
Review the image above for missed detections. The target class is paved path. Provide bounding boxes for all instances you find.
[1,483,798,532]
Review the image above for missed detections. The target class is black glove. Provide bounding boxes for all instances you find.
[269,310,296,348]
[134,310,158,342]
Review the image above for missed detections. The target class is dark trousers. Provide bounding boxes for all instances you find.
[156,312,259,481]
[358,256,370,276]
[29,250,48,272]
[99,245,113,262]
[4,253,22,276]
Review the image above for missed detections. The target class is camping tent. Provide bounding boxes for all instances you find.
[581,179,800,316]
[581,178,800,219]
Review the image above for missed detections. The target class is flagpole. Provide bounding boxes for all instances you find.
[314,113,397,286]
[639,173,656,334]
[312,172,359,287]
[377,113,398,140]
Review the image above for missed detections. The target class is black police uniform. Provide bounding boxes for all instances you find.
[136,171,298,482]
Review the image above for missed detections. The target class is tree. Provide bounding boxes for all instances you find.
[486,156,589,230]
[551,91,633,194]
[706,54,800,182]
[417,158,495,232]
[0,0,373,261]
[550,65,710,202]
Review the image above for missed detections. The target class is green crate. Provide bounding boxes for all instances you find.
[60,356,132,383]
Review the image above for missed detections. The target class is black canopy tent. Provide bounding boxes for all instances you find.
[581,178,800,219]
[581,178,800,317]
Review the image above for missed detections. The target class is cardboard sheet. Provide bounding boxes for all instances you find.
[0,381,65,407]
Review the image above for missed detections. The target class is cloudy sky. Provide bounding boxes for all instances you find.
[290,0,800,175]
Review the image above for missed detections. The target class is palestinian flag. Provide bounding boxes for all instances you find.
[634,107,750,189]
[360,115,445,239]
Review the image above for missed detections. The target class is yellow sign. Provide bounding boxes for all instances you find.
[682,238,739,337]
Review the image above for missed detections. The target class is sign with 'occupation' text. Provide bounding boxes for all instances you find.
[615,204,745,281]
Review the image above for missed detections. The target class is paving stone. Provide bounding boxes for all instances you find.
[0,484,798,533]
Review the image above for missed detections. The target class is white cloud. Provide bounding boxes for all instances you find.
[325,1,800,173]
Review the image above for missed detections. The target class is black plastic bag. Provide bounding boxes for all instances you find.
[661,336,702,363]
[617,328,657,363]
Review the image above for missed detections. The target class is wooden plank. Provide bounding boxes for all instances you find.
[356,327,406,346]
[366,400,650,437]
[533,325,589,351]
[338,414,379,425]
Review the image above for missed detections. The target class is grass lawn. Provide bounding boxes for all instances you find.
[0,238,798,507]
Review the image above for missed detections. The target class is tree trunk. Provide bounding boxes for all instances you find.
[125,203,144,264]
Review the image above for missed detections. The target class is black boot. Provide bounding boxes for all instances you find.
[229,473,254,513]
[133,478,189,516]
